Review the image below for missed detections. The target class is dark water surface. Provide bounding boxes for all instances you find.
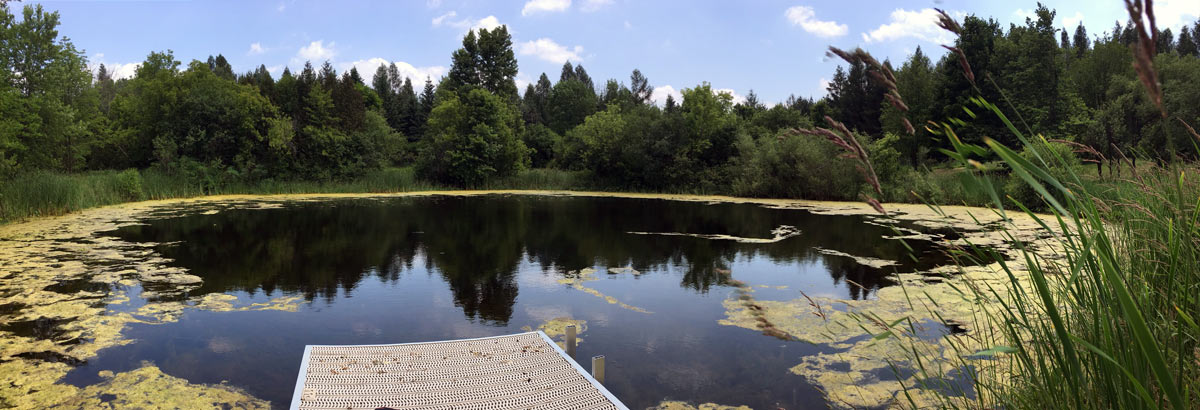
[64,195,958,409]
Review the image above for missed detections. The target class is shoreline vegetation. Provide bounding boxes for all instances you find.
[0,161,1159,224]
[2,0,1198,409]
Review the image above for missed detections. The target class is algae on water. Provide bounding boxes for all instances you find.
[556,267,652,313]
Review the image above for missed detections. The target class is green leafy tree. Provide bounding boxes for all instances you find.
[521,123,560,168]
[417,88,529,185]
[0,4,101,173]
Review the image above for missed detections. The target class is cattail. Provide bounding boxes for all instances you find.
[934,8,961,34]
[827,46,911,133]
[1049,139,1107,164]
[943,45,976,86]
[1177,118,1200,144]
[796,117,887,215]
[1124,0,1166,117]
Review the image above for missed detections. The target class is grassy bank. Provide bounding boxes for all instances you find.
[0,167,589,223]
[0,161,1135,225]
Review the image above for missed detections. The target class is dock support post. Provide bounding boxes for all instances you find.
[591,355,605,384]
[565,325,577,358]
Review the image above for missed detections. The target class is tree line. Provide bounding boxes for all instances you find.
[3,3,1199,201]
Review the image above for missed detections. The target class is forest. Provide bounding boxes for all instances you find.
[2,2,1200,220]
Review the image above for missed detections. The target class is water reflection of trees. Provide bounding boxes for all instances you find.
[112,196,948,324]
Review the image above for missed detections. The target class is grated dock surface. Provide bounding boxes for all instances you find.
[291,331,626,410]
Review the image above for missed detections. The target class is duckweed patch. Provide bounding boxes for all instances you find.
[556,267,652,313]
[627,225,800,244]
[718,203,1062,409]
[651,400,753,410]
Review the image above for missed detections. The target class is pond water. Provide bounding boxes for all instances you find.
[29,194,971,409]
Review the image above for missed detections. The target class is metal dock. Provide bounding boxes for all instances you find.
[290,331,627,410]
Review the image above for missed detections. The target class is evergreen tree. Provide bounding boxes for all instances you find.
[630,69,653,105]
[384,63,404,130]
[664,94,677,113]
[318,60,337,90]
[442,27,518,100]
[546,76,597,134]
[1060,29,1071,50]
[348,67,364,85]
[521,73,552,124]
[419,77,436,121]
[1178,26,1198,56]
[95,63,116,114]
[251,64,275,102]
[398,77,419,136]
[1073,24,1090,58]
[213,54,234,80]
[559,61,576,83]
[1158,28,1175,53]
[299,61,316,91]
[573,64,594,91]
[333,71,365,132]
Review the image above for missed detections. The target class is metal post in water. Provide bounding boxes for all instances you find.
[591,355,605,384]
[565,325,577,358]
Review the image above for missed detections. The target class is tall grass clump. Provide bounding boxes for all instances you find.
[0,169,148,222]
[805,3,1198,409]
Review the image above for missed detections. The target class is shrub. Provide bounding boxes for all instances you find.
[114,169,144,201]
[730,132,862,200]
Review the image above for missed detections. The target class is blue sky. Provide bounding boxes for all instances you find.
[28,0,1200,105]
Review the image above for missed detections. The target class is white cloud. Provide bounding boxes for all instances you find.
[650,85,681,106]
[581,0,613,12]
[518,38,583,64]
[94,52,104,59]
[516,72,533,92]
[1060,11,1083,29]
[862,8,955,45]
[248,42,267,55]
[624,20,632,30]
[339,58,446,84]
[266,65,284,76]
[785,6,847,38]
[522,0,570,16]
[297,40,335,62]
[1153,0,1200,31]
[817,78,831,97]
[436,13,505,33]
[276,2,286,12]
[432,11,456,27]
[472,15,503,31]
[427,0,442,8]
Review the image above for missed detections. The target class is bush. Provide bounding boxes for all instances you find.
[730,132,862,200]
[114,169,144,201]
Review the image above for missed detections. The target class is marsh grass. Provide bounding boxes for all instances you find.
[0,167,586,223]
[828,3,1200,408]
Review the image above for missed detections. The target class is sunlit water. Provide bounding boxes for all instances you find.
[51,195,966,409]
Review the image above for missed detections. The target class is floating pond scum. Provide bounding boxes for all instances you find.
[290,331,627,410]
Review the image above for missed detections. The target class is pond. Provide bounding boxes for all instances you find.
[1,193,997,409]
